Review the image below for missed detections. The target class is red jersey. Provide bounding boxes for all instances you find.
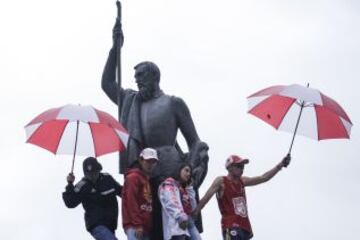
[216,176,253,236]
[122,168,153,233]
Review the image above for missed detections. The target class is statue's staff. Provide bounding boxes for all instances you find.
[115,1,122,116]
[115,1,123,165]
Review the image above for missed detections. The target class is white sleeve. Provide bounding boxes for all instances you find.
[159,180,188,223]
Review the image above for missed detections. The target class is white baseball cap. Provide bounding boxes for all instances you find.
[139,148,159,161]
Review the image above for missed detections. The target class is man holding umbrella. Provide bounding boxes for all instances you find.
[193,154,291,240]
[63,157,122,240]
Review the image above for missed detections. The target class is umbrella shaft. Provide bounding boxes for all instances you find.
[288,101,305,154]
[71,120,80,173]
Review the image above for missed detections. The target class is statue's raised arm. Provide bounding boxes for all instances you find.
[101,18,124,108]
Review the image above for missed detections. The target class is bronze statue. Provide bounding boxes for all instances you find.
[101,17,209,240]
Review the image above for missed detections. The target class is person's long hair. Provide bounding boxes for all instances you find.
[173,163,193,187]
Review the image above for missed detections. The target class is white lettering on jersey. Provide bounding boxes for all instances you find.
[232,196,247,217]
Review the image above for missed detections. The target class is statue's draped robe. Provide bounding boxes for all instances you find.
[118,89,143,173]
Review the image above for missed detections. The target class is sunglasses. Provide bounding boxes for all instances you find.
[232,164,245,169]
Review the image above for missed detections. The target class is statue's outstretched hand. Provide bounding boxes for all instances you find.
[192,166,204,188]
[112,18,124,48]
[190,141,209,188]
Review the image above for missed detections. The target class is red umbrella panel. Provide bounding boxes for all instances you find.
[25,104,129,172]
[247,84,352,152]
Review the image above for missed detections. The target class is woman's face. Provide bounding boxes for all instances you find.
[180,166,192,183]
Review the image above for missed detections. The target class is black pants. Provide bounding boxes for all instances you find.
[150,177,163,240]
[222,228,251,240]
[171,235,190,240]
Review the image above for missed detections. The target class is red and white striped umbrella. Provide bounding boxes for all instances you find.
[25,104,129,172]
[247,84,352,152]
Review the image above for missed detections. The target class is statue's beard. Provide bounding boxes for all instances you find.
[138,88,154,101]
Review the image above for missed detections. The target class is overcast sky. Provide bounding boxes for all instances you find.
[1,0,359,239]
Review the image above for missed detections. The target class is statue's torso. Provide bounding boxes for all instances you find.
[140,94,178,147]
[140,94,186,177]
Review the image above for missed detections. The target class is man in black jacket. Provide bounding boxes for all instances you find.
[63,157,122,240]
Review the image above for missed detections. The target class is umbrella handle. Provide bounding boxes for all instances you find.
[70,120,80,174]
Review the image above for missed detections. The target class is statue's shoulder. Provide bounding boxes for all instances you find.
[167,95,191,117]
[123,88,137,96]
[168,95,188,107]
[121,89,138,104]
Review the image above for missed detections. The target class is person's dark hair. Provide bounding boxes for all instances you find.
[134,61,161,83]
[173,163,193,187]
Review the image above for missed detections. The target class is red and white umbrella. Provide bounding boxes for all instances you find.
[25,104,129,173]
[247,84,352,153]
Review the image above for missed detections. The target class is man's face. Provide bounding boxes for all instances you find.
[228,163,245,177]
[139,158,158,175]
[85,170,100,183]
[134,66,156,101]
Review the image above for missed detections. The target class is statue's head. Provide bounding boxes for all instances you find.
[134,61,161,101]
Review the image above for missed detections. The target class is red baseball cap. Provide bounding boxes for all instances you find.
[225,155,249,168]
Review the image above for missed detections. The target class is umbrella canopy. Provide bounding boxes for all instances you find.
[25,104,129,172]
[247,84,352,143]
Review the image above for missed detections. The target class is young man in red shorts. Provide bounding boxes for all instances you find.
[194,154,291,240]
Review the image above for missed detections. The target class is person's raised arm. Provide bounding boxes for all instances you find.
[62,174,91,208]
[101,18,124,105]
[242,154,291,187]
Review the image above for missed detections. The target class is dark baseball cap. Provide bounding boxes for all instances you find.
[83,157,102,174]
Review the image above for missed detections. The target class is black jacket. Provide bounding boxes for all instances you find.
[62,173,122,232]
